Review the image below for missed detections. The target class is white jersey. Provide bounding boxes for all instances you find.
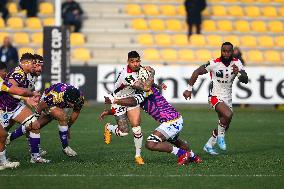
[113,65,139,98]
[27,74,38,90]
[205,57,244,99]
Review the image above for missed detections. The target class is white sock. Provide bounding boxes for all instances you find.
[218,121,226,137]
[171,146,179,155]
[206,136,217,147]
[107,124,118,134]
[132,126,143,157]
[189,150,195,157]
[0,150,7,163]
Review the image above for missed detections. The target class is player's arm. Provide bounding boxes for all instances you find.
[132,66,155,92]
[8,85,34,97]
[183,63,209,100]
[35,100,49,115]
[232,63,248,84]
[152,83,167,91]
[67,110,80,128]
[99,109,114,120]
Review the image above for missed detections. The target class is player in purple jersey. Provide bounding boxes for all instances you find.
[0,53,49,164]
[103,85,202,165]
[0,61,40,170]
[34,83,84,157]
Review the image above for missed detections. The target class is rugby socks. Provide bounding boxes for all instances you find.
[10,124,26,141]
[172,147,186,157]
[29,132,40,158]
[132,126,143,157]
[206,129,217,147]
[218,120,226,137]
[58,125,68,149]
[0,150,7,163]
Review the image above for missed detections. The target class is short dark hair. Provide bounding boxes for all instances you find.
[128,51,140,59]
[20,53,35,62]
[221,42,233,49]
[64,86,81,105]
[34,54,43,63]
[0,61,7,71]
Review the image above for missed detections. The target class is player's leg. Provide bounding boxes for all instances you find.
[0,124,19,170]
[104,104,129,144]
[215,102,233,151]
[49,107,77,157]
[127,106,144,165]
[13,106,50,163]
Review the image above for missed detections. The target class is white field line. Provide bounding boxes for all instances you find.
[0,174,282,177]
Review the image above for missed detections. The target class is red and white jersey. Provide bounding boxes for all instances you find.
[113,65,139,98]
[205,57,244,99]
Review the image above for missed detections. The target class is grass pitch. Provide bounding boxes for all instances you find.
[0,104,283,189]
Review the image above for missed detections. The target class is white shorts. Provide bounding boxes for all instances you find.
[111,103,139,116]
[0,101,26,128]
[208,96,233,111]
[156,116,183,140]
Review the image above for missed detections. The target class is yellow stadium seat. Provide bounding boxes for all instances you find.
[216,20,233,32]
[70,33,85,46]
[149,19,165,31]
[264,51,281,63]
[160,49,178,61]
[143,4,159,16]
[235,20,250,32]
[202,8,210,17]
[240,35,257,47]
[137,34,154,45]
[43,18,55,26]
[212,50,221,58]
[258,36,274,47]
[39,2,54,15]
[178,49,195,61]
[0,32,9,43]
[279,7,284,17]
[228,6,244,17]
[155,34,172,46]
[172,34,188,46]
[251,21,267,32]
[177,5,186,16]
[274,0,284,3]
[0,18,5,29]
[132,19,148,30]
[268,21,284,32]
[126,4,142,15]
[31,32,43,45]
[7,2,18,15]
[223,35,240,46]
[189,34,206,46]
[262,6,277,17]
[275,36,284,47]
[7,17,24,29]
[26,17,42,29]
[144,48,160,60]
[212,5,227,16]
[37,48,43,56]
[160,5,176,16]
[203,20,216,32]
[240,0,255,2]
[19,47,35,57]
[13,32,29,45]
[207,35,222,47]
[73,48,91,61]
[196,50,212,62]
[247,50,264,63]
[166,19,183,31]
[245,6,261,17]
[257,0,271,2]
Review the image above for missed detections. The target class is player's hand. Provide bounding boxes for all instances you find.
[104,93,115,104]
[32,91,41,98]
[144,66,155,75]
[159,83,167,90]
[232,64,239,75]
[99,110,109,120]
[183,90,192,100]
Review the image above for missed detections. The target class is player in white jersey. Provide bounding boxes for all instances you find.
[102,51,155,165]
[183,42,248,155]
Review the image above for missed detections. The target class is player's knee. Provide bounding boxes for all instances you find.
[145,141,156,151]
[0,131,8,142]
[223,111,233,121]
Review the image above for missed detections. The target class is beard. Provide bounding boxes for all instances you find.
[221,55,233,65]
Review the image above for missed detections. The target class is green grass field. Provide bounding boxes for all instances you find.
[0,104,283,189]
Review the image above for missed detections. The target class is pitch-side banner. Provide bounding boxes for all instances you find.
[97,65,284,104]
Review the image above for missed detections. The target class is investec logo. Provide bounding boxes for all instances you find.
[51,28,62,84]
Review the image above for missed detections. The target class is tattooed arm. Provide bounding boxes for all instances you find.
[132,66,155,92]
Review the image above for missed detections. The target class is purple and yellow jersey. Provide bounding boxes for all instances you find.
[0,78,12,92]
[43,83,84,110]
[0,66,29,111]
[140,87,180,123]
